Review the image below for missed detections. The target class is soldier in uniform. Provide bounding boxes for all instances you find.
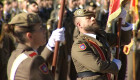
[71,9,132,80]
[6,12,65,80]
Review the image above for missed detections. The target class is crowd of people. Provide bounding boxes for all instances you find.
[0,0,140,80]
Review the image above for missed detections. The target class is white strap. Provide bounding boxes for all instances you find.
[10,53,28,80]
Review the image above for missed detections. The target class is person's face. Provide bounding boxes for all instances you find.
[78,0,86,5]
[31,23,46,49]
[4,3,12,12]
[69,0,77,9]
[12,1,18,8]
[28,3,39,13]
[87,6,96,13]
[47,0,53,5]
[77,15,100,33]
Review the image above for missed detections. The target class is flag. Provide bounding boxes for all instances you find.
[130,0,139,26]
[107,0,124,27]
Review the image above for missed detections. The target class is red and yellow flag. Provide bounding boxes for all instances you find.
[130,0,139,25]
[107,0,124,27]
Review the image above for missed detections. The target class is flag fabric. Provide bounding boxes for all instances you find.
[107,0,124,27]
[130,0,139,26]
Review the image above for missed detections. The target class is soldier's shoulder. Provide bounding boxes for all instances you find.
[72,35,90,52]
[73,35,87,44]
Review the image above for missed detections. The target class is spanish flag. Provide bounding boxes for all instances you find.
[107,0,124,27]
[130,0,139,25]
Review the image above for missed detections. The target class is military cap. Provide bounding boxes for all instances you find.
[27,0,38,7]
[9,12,42,26]
[74,9,95,17]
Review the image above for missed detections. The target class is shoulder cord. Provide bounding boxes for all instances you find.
[10,53,28,80]
[86,39,111,80]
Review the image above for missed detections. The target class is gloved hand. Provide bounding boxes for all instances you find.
[112,59,122,70]
[46,27,65,51]
[118,7,127,25]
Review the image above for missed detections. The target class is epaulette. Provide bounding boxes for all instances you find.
[29,52,37,57]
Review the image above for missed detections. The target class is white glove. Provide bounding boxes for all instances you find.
[112,59,122,70]
[118,7,127,24]
[46,27,65,51]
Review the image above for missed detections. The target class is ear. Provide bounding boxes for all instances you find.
[26,32,32,40]
[76,22,81,28]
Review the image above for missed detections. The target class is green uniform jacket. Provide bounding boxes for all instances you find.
[71,29,132,80]
[7,43,54,80]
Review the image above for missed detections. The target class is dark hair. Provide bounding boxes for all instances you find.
[27,1,38,8]
[4,24,35,44]
[12,0,17,2]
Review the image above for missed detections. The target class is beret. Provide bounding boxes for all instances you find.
[74,9,95,17]
[9,12,41,26]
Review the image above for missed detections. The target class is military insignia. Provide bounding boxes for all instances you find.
[79,43,86,50]
[39,63,48,74]
[77,9,83,15]
[29,52,37,57]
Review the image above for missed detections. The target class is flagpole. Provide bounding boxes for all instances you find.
[132,11,137,80]
[116,18,122,59]
[114,18,122,80]
[132,29,136,80]
[52,0,65,76]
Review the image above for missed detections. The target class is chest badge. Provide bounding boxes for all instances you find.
[79,43,86,50]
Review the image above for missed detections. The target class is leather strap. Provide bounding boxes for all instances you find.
[86,39,111,80]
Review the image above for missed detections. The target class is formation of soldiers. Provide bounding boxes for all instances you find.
[0,0,140,80]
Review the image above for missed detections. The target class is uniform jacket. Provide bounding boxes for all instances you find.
[7,43,54,80]
[71,29,132,80]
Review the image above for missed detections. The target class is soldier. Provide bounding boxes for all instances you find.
[71,9,132,80]
[38,0,53,23]
[46,4,76,80]
[27,1,39,13]
[22,0,29,13]
[67,0,78,13]
[6,12,65,80]
[10,0,21,19]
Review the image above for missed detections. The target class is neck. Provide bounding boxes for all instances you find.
[25,42,38,50]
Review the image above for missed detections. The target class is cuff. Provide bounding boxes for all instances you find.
[46,44,54,52]
[121,23,132,31]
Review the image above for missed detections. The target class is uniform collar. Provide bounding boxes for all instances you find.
[16,43,38,54]
[84,33,96,39]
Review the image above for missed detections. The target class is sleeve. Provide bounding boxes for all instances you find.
[30,56,54,80]
[72,40,119,74]
[41,46,53,63]
[106,28,132,47]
